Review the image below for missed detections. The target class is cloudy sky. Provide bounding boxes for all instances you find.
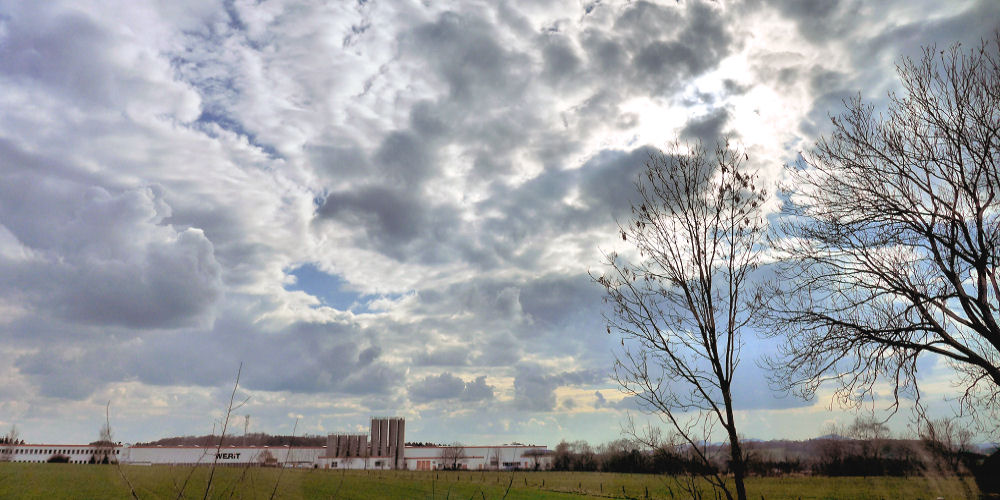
[0,0,997,446]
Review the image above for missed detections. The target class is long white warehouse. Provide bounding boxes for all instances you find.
[118,443,551,470]
[2,417,553,470]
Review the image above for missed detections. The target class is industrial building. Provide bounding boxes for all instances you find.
[320,417,405,469]
[2,417,553,470]
[1,444,121,464]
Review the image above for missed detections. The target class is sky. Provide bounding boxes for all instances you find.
[0,0,997,447]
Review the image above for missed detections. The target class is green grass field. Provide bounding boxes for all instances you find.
[0,464,979,499]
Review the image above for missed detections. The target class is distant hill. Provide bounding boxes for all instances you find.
[134,433,325,447]
[814,434,847,440]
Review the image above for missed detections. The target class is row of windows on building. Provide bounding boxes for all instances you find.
[7,448,118,464]
[15,448,119,455]
[410,461,531,471]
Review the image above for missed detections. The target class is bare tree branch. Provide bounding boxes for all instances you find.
[765,34,1000,430]
[204,362,246,500]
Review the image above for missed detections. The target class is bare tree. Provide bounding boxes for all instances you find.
[846,415,891,442]
[918,415,974,473]
[489,447,502,471]
[846,415,891,463]
[522,448,548,470]
[595,139,767,500]
[257,449,276,467]
[440,443,466,470]
[95,419,115,464]
[764,34,1000,427]
[1,424,19,462]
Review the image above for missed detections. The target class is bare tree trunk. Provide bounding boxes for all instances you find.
[721,385,746,500]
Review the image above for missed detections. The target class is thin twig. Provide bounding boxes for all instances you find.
[500,471,514,500]
[175,424,216,500]
[269,417,299,500]
[107,401,140,500]
[204,362,246,500]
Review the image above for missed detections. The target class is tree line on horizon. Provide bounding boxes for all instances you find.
[551,415,989,478]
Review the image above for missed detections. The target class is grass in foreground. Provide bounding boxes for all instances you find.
[0,464,979,499]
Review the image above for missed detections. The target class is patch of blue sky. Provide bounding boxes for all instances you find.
[284,263,369,312]
[195,109,281,159]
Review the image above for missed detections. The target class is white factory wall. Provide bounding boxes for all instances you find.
[2,444,122,464]
[402,445,553,471]
[122,446,325,467]
[317,446,552,470]
[315,454,397,470]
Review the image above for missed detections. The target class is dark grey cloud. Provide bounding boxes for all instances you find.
[373,131,437,187]
[308,140,371,182]
[409,373,463,402]
[7,311,403,399]
[409,373,495,403]
[580,28,628,75]
[611,1,735,95]
[413,346,471,367]
[0,9,130,108]
[410,272,610,347]
[763,0,852,44]
[593,391,607,409]
[398,271,615,380]
[512,364,606,412]
[576,147,657,219]
[0,172,222,329]
[556,369,606,386]
[16,348,121,400]
[722,79,751,96]
[680,107,732,144]
[634,41,695,76]
[611,1,685,47]
[414,280,528,326]
[798,68,854,139]
[541,33,583,86]
[476,146,653,260]
[405,11,531,106]
[317,185,474,264]
[319,186,425,246]
[459,376,495,402]
[518,274,604,328]
[593,394,647,411]
[513,364,558,411]
[408,100,451,140]
[473,333,524,367]
[569,89,637,131]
